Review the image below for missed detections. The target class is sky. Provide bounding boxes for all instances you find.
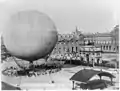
[0,0,119,34]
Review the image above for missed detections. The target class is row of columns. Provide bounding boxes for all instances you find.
[101,45,119,52]
[54,42,118,54]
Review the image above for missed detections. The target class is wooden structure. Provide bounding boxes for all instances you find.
[70,69,115,90]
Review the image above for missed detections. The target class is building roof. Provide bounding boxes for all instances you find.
[70,69,115,82]
[84,33,112,37]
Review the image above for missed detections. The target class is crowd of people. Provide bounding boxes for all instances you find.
[51,53,85,61]
[2,51,118,78]
[2,63,62,77]
[51,53,97,65]
[51,53,118,68]
[2,66,18,76]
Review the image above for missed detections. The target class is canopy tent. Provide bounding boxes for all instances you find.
[70,69,115,82]
[70,69,115,90]
[2,81,21,90]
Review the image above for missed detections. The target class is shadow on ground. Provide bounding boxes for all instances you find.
[63,64,79,68]
[1,81,21,90]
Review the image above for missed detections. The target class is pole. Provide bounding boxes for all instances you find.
[111,77,113,85]
[99,75,102,80]
[17,76,22,87]
[72,81,75,90]
[93,48,95,67]
[49,69,54,84]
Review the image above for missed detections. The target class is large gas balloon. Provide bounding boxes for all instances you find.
[3,10,58,62]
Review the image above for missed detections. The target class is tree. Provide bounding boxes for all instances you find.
[1,38,12,62]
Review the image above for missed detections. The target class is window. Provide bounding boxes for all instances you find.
[106,46,108,50]
[76,47,78,52]
[67,48,69,52]
[101,46,103,49]
[109,46,111,50]
[72,47,74,52]
[117,46,119,50]
[97,53,100,55]
[103,46,105,50]
[114,48,115,51]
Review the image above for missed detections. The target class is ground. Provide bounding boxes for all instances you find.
[1,61,119,90]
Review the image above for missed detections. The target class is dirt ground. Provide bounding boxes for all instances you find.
[1,61,119,90]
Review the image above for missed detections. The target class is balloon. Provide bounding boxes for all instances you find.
[14,57,30,69]
[3,10,58,62]
[13,57,45,69]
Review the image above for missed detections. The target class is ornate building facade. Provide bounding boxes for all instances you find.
[52,28,85,55]
[52,25,119,55]
[84,25,119,53]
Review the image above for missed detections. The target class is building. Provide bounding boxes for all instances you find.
[52,25,119,55]
[52,27,85,55]
[1,25,119,62]
[84,25,119,53]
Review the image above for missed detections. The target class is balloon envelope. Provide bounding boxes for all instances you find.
[3,10,58,61]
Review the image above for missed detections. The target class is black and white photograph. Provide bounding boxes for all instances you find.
[0,0,119,90]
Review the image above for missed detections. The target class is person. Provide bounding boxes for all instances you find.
[91,58,94,67]
[86,53,90,66]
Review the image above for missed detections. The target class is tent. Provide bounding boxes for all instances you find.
[70,69,115,89]
[2,81,21,90]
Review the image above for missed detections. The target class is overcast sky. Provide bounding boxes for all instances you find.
[0,0,119,34]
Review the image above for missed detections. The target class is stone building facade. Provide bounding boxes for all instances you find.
[84,25,119,53]
[52,28,85,55]
[52,25,119,55]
